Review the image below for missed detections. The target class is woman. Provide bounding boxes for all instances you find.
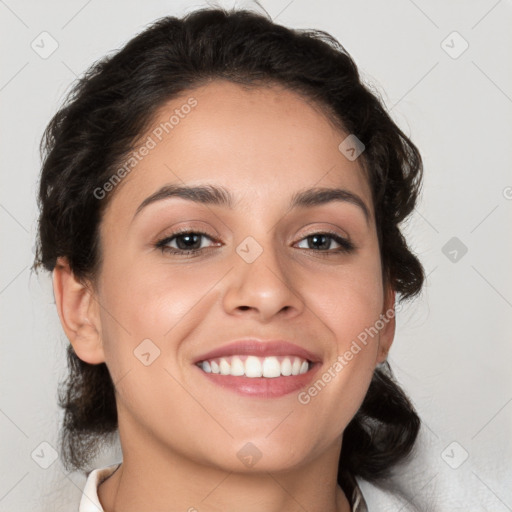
[33,7,424,511]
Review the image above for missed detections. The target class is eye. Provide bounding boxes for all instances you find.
[155,230,219,257]
[154,230,355,258]
[295,232,355,254]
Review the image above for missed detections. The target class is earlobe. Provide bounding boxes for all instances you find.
[52,256,105,365]
[376,287,396,365]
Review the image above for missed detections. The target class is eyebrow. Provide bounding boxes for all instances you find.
[132,183,370,223]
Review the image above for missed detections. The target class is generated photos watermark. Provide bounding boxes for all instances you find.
[297,304,401,405]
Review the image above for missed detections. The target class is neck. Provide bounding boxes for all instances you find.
[98,419,352,512]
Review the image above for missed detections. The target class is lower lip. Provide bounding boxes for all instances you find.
[195,363,321,398]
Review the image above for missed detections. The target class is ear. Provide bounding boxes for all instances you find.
[375,285,396,365]
[52,256,105,364]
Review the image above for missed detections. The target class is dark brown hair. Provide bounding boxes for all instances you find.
[32,7,424,483]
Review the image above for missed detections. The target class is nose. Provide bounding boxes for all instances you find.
[222,237,305,323]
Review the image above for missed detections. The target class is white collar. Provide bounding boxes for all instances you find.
[78,463,121,512]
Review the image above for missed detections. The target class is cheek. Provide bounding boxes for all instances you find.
[306,247,385,353]
[97,254,230,375]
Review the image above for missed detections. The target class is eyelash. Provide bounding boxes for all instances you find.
[154,229,355,258]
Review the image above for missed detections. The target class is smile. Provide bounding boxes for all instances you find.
[193,339,321,397]
[197,355,311,378]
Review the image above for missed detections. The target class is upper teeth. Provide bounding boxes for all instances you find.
[199,355,310,378]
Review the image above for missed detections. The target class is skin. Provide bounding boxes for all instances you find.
[53,80,395,512]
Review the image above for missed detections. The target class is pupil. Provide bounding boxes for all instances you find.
[177,233,200,250]
[310,234,329,250]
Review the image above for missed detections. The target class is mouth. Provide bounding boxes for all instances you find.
[193,339,322,398]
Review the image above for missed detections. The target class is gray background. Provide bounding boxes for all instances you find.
[1,0,511,510]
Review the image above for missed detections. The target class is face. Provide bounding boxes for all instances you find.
[59,80,395,474]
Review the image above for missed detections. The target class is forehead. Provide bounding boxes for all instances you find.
[104,80,372,222]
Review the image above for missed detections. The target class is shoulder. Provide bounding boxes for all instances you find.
[78,463,121,512]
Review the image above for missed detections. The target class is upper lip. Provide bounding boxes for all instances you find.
[193,339,322,364]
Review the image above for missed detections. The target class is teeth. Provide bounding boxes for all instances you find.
[281,357,292,376]
[262,356,280,378]
[245,356,262,377]
[230,356,245,376]
[291,357,302,375]
[199,355,311,378]
[219,357,230,375]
